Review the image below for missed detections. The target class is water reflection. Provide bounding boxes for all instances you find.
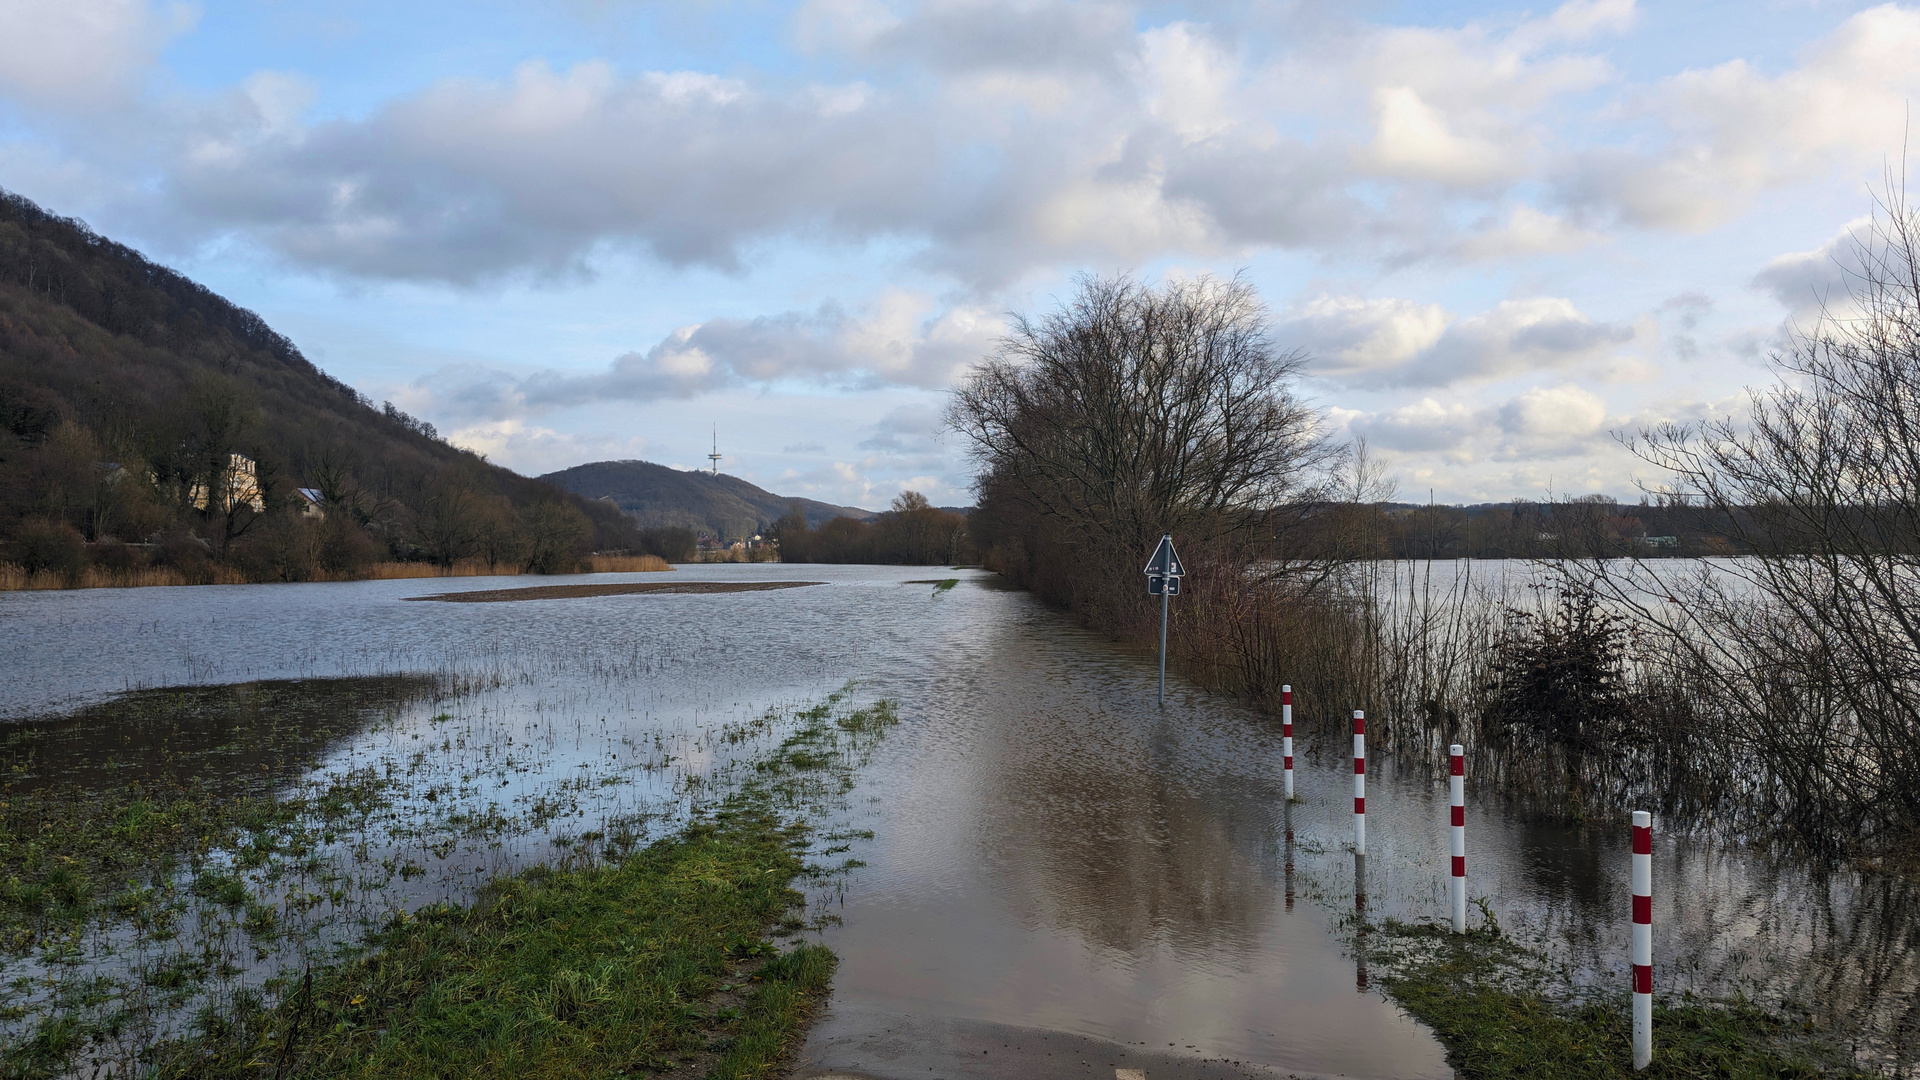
[1283,801,1295,913]
[1354,852,1369,993]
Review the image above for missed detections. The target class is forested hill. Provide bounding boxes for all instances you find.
[539,459,874,541]
[0,187,642,580]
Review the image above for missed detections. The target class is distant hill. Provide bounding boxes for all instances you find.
[539,460,874,540]
[0,187,642,578]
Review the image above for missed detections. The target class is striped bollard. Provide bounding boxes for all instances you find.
[1449,744,1466,934]
[1281,685,1294,799]
[1631,810,1653,1070]
[1352,710,1366,855]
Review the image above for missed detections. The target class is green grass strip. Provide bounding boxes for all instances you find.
[1370,921,1869,1079]
[140,798,828,1079]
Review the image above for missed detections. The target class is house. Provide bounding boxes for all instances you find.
[295,488,326,520]
[188,453,267,514]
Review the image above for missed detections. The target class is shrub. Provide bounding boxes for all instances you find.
[5,518,85,577]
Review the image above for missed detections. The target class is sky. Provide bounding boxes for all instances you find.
[0,0,1913,509]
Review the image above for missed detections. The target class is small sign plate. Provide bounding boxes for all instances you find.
[1144,534,1186,578]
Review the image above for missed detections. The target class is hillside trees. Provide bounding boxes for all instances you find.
[0,186,646,582]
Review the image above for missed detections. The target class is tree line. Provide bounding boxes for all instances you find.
[771,492,972,565]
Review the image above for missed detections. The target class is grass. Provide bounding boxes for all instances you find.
[1,684,897,1079]
[141,799,834,1079]
[0,678,435,951]
[1366,920,1871,1079]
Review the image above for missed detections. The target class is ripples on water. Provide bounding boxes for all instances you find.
[1,564,1913,1075]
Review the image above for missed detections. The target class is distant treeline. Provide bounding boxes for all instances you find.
[772,492,972,565]
[0,188,646,585]
[1318,495,1745,560]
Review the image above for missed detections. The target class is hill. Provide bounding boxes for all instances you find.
[0,187,645,581]
[538,460,874,541]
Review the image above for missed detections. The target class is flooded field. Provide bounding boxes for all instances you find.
[1,565,1914,1076]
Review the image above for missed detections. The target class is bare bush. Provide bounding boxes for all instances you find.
[1581,189,1920,859]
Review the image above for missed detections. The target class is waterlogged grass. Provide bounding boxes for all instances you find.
[2,684,898,1079]
[1367,920,1871,1079]
[141,802,834,1079]
[0,678,434,952]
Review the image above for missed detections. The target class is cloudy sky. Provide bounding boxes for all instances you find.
[1,0,1912,507]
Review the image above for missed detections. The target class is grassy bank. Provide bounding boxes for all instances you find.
[1,677,896,1079]
[130,695,899,1079]
[1364,919,1870,1079]
[135,799,834,1079]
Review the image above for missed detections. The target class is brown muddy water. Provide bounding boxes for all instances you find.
[1,564,1915,1076]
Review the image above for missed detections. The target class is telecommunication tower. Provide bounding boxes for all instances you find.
[708,424,722,476]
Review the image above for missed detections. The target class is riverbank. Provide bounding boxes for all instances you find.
[0,553,671,591]
[1362,918,1871,1078]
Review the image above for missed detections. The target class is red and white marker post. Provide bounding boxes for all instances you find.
[1281,686,1294,799]
[1449,744,1466,934]
[1352,711,1366,855]
[1631,810,1653,1070]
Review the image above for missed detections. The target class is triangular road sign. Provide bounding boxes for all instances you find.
[1144,534,1186,577]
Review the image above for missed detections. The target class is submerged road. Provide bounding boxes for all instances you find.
[798,1006,1413,1080]
[790,576,1452,1080]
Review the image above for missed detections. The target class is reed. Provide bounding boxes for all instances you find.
[0,562,249,590]
[583,553,673,573]
[0,554,672,591]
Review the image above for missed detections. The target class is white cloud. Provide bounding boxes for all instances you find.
[1751,216,1875,319]
[417,292,1003,418]
[1344,383,1621,467]
[1420,298,1635,386]
[1284,296,1451,377]
[445,419,654,477]
[1566,5,1920,230]
[0,0,193,109]
[1450,205,1603,260]
[1360,86,1520,186]
[1289,295,1635,387]
[1510,0,1639,51]
[1494,383,1610,456]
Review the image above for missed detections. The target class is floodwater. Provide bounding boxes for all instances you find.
[2,564,1915,1076]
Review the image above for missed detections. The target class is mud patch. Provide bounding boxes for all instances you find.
[405,581,826,603]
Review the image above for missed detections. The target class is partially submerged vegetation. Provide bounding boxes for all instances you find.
[1363,918,1870,1079]
[0,671,897,1078]
[0,677,440,948]
[141,801,834,1079]
[772,490,973,565]
[134,692,895,1079]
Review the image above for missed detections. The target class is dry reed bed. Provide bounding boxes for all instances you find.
[406,580,824,603]
[0,553,672,591]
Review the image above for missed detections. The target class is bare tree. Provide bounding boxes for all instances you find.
[413,484,480,569]
[1584,186,1920,852]
[947,272,1331,610]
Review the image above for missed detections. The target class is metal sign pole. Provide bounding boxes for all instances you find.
[1145,532,1182,709]
[1159,585,1169,707]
